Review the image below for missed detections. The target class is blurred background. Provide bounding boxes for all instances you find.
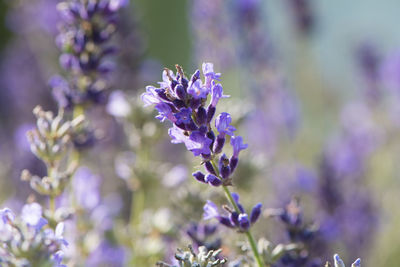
[1,0,400,266]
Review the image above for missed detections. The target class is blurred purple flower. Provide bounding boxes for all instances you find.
[286,0,314,35]
[191,0,236,68]
[203,201,220,220]
[21,202,48,230]
[73,167,101,211]
[86,241,126,267]
[162,164,188,188]
[106,90,132,118]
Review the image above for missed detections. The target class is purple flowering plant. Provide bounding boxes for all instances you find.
[52,0,129,109]
[142,62,267,266]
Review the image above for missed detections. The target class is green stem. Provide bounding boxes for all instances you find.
[210,160,265,267]
[246,229,265,267]
[47,166,57,214]
[130,189,145,230]
[222,185,265,267]
[49,196,56,214]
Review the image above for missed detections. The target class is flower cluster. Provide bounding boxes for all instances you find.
[51,0,129,109]
[142,63,247,187]
[21,106,84,197]
[143,63,265,266]
[203,193,262,232]
[0,204,67,267]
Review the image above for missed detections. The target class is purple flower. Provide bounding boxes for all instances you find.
[192,171,206,183]
[0,208,15,224]
[50,75,74,109]
[231,192,245,213]
[353,258,361,267]
[231,136,248,158]
[168,126,212,156]
[287,0,314,35]
[0,208,14,242]
[86,241,126,267]
[189,131,212,156]
[238,214,250,230]
[202,62,221,89]
[188,79,209,99]
[141,86,162,106]
[21,203,48,230]
[106,90,132,118]
[218,153,230,179]
[162,164,188,188]
[250,203,262,224]
[380,50,400,102]
[205,174,222,187]
[53,0,128,107]
[52,250,66,267]
[334,254,345,267]
[159,69,176,88]
[55,222,68,246]
[155,102,176,122]
[168,124,189,145]
[203,200,220,220]
[59,53,78,70]
[175,108,193,124]
[215,112,236,136]
[204,193,262,231]
[44,222,68,247]
[191,1,236,68]
[210,83,229,107]
[73,167,101,210]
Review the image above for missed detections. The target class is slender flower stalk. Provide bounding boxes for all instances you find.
[0,106,84,266]
[48,1,130,262]
[22,106,85,211]
[141,63,266,267]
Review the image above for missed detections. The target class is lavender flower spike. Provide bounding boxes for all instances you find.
[53,0,129,108]
[143,63,264,266]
